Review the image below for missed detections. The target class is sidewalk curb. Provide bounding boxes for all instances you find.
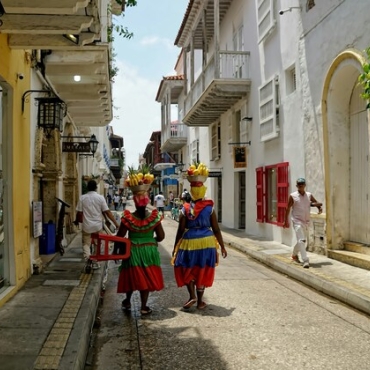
[224,237,370,316]
[59,263,107,370]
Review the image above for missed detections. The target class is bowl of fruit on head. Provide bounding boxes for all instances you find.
[187,162,209,183]
[125,165,154,192]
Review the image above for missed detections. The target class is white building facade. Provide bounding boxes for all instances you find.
[158,0,370,262]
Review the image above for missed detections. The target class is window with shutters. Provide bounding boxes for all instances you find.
[190,139,199,164]
[232,24,244,78]
[256,167,265,222]
[211,122,221,161]
[259,76,280,142]
[257,0,276,43]
[256,162,289,225]
[286,66,297,95]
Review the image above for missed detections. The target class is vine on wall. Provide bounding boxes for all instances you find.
[358,47,370,109]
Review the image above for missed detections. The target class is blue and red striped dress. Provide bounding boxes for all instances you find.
[173,200,219,288]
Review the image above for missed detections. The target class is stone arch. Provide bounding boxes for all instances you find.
[322,49,366,249]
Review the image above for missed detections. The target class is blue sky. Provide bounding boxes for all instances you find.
[111,0,188,168]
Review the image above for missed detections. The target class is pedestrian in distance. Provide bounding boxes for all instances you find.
[169,190,174,209]
[181,188,191,203]
[154,191,166,215]
[113,193,120,211]
[172,164,227,310]
[121,194,127,210]
[283,177,322,269]
[75,180,120,269]
[116,186,165,315]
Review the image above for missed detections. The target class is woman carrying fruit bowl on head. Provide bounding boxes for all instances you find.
[171,162,227,310]
[117,166,165,315]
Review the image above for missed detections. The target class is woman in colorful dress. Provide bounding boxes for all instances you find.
[172,172,227,310]
[116,189,165,315]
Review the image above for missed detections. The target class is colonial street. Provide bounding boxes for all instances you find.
[87,211,370,370]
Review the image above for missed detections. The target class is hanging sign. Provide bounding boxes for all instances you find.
[62,142,91,152]
[233,147,247,168]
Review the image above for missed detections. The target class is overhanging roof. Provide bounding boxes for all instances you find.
[44,47,113,127]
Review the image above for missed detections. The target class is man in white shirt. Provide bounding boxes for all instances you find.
[154,191,166,215]
[283,178,322,268]
[75,180,120,267]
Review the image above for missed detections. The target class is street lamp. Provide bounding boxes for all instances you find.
[89,134,99,157]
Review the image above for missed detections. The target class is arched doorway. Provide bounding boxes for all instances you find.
[322,50,367,248]
[349,83,369,242]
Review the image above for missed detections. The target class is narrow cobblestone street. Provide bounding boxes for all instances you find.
[87,212,370,370]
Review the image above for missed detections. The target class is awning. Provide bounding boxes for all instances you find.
[153,163,176,171]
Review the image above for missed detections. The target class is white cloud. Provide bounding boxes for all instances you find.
[111,60,162,168]
[140,35,173,50]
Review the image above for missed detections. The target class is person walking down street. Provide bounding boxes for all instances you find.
[169,191,174,209]
[283,177,322,269]
[116,186,165,315]
[172,164,227,310]
[113,193,120,211]
[181,188,191,203]
[154,191,166,215]
[121,194,127,210]
[75,180,120,269]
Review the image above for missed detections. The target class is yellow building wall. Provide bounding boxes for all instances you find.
[0,34,32,306]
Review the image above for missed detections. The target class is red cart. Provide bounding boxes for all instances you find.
[89,233,131,264]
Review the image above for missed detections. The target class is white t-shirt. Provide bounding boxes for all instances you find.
[113,195,120,203]
[291,191,312,226]
[154,194,165,207]
[76,191,109,233]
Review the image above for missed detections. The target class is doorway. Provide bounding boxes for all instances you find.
[238,171,245,229]
[349,83,369,242]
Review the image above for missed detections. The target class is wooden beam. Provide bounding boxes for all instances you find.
[0,14,93,34]
[8,33,97,49]
[2,0,89,15]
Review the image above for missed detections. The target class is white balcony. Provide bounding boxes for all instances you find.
[184,51,251,126]
[161,123,188,153]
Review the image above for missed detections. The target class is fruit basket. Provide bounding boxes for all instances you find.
[187,175,208,183]
[129,184,151,192]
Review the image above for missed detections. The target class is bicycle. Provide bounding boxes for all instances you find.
[56,197,70,255]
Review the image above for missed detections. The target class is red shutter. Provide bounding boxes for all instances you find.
[276,162,289,226]
[256,167,265,222]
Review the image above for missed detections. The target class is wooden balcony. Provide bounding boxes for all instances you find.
[184,51,251,126]
[161,123,188,153]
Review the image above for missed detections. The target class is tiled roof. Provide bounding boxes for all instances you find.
[155,74,184,101]
[174,0,194,46]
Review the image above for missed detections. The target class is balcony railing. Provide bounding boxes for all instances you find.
[184,51,250,115]
[162,123,188,143]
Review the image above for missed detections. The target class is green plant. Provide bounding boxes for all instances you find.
[358,47,370,108]
[108,1,138,81]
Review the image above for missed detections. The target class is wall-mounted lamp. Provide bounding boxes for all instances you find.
[63,34,79,45]
[89,134,99,157]
[242,116,253,121]
[0,1,5,27]
[36,97,67,138]
[279,6,301,15]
